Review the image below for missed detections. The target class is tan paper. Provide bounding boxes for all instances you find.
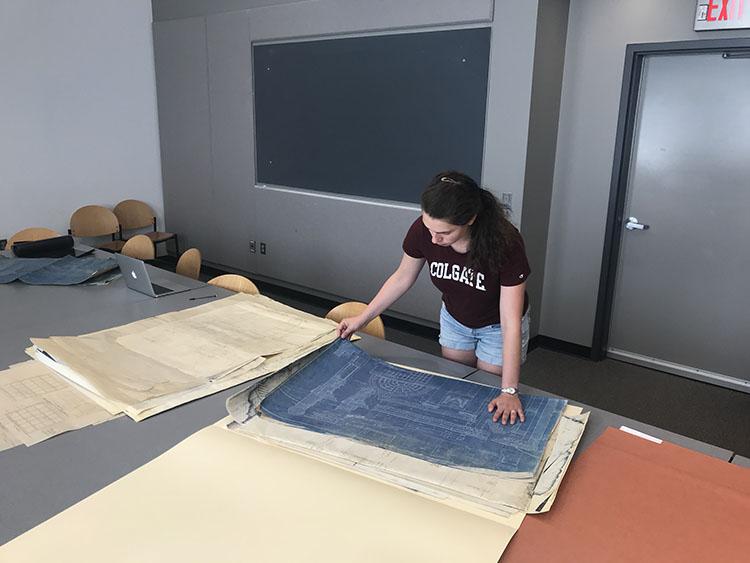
[116,299,332,380]
[0,419,21,452]
[0,361,114,447]
[527,407,588,513]
[29,294,338,420]
[0,424,518,563]
[228,405,587,519]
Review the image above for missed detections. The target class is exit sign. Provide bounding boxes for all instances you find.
[695,1,750,30]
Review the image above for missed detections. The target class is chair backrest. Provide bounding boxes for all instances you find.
[207,274,259,295]
[325,301,386,339]
[69,205,119,237]
[120,234,155,261]
[113,199,155,231]
[7,227,60,250]
[176,248,201,280]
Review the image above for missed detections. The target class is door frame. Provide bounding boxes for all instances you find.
[591,38,750,361]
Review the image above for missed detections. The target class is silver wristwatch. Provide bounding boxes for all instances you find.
[500,386,518,396]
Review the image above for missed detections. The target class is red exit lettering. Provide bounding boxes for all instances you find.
[706,0,745,21]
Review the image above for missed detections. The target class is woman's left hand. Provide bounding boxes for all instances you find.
[487,393,525,425]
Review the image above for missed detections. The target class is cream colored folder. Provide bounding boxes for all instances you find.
[0,423,519,563]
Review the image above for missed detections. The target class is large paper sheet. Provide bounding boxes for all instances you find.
[259,339,567,475]
[0,256,116,285]
[502,427,750,562]
[19,255,117,285]
[0,361,114,447]
[0,258,59,283]
[0,424,518,563]
[30,294,338,420]
[116,298,332,380]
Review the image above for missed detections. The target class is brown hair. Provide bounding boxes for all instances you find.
[420,170,518,273]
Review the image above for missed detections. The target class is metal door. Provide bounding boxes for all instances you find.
[608,51,750,391]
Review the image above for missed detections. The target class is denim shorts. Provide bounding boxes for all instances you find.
[439,304,530,367]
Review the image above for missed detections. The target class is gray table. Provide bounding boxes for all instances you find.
[0,258,225,366]
[732,455,750,468]
[0,266,234,544]
[0,265,474,544]
[0,266,734,545]
[466,369,733,461]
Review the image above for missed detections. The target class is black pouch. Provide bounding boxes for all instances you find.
[12,235,75,258]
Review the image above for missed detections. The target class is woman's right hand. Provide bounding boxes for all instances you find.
[335,253,424,340]
[337,315,366,340]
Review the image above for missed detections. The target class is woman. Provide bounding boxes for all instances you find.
[337,171,531,425]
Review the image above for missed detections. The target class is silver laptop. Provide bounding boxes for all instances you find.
[116,254,204,297]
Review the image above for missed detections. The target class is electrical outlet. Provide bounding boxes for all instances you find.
[249,240,256,253]
[501,192,512,209]
[260,242,267,255]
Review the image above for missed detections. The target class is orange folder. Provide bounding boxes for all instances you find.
[502,427,750,562]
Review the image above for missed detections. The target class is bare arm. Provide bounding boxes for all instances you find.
[337,253,425,339]
[487,282,526,424]
[498,282,525,389]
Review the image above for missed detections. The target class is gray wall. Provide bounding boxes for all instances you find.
[153,0,298,21]
[540,0,750,346]
[520,0,570,337]
[152,0,750,344]
[153,0,551,326]
[152,13,256,268]
[0,0,163,238]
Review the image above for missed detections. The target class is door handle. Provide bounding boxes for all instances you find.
[625,217,650,231]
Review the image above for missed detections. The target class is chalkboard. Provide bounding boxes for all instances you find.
[253,28,491,204]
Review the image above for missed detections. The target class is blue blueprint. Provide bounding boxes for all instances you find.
[260,339,567,474]
[0,258,60,283]
[19,255,117,285]
[0,256,117,285]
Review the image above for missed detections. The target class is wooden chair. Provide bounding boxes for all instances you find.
[120,234,155,261]
[7,228,60,251]
[69,205,123,252]
[325,301,385,339]
[176,248,201,280]
[207,274,260,295]
[113,199,178,254]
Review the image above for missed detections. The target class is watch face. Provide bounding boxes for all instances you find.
[502,387,517,395]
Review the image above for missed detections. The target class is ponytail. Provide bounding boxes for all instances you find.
[421,171,518,273]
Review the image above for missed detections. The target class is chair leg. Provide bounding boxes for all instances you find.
[173,236,179,256]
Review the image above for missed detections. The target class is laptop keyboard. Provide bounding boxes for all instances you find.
[151,283,172,295]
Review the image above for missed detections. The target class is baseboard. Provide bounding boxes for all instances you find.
[531,335,593,359]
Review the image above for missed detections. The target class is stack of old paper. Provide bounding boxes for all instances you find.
[225,339,589,520]
[0,360,115,452]
[28,294,338,421]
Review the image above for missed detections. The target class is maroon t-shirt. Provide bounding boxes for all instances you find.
[402,217,530,328]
